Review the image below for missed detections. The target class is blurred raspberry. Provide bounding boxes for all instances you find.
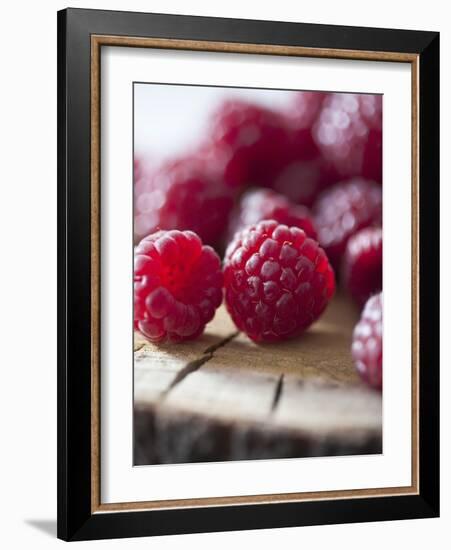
[290,91,329,130]
[342,227,382,307]
[227,188,317,242]
[270,91,338,207]
[313,93,382,183]
[352,293,382,390]
[224,219,335,342]
[313,178,382,269]
[195,141,249,192]
[205,95,339,207]
[282,91,325,161]
[134,156,144,183]
[206,99,290,189]
[134,155,235,246]
[134,154,154,197]
[134,230,223,343]
[270,152,338,207]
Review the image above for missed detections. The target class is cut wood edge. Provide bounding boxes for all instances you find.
[134,400,382,465]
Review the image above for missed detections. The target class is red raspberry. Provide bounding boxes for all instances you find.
[134,230,223,343]
[270,153,337,208]
[313,178,382,269]
[313,93,382,183]
[133,154,153,196]
[290,91,329,130]
[351,293,382,390]
[134,153,153,184]
[270,92,338,207]
[280,92,325,162]
[207,99,290,189]
[134,155,235,246]
[195,141,249,192]
[224,220,335,342]
[134,155,144,183]
[342,227,382,307]
[227,188,317,242]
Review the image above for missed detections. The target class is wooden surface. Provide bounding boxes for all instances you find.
[134,293,382,464]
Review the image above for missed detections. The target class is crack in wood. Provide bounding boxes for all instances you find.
[203,331,239,354]
[271,374,285,412]
[160,331,239,399]
[164,354,212,394]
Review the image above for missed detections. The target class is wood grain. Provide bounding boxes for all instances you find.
[92,35,417,63]
[134,294,382,464]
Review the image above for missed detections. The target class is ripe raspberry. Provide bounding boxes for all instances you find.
[270,152,337,208]
[134,230,223,343]
[134,153,153,182]
[227,189,317,243]
[224,219,335,342]
[342,227,382,307]
[207,99,290,189]
[134,155,144,183]
[270,91,338,207]
[313,93,382,183]
[351,293,382,390]
[133,155,235,246]
[133,154,153,197]
[195,141,249,192]
[313,178,382,269]
[290,91,329,130]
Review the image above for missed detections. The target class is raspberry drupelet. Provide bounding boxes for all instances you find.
[227,188,317,243]
[224,219,335,342]
[352,293,383,390]
[134,230,223,343]
[342,226,382,307]
[313,178,382,270]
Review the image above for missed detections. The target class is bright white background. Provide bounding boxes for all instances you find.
[103,51,411,503]
[0,0,448,548]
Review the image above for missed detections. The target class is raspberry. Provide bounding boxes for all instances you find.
[207,99,290,189]
[227,189,317,242]
[133,154,153,197]
[195,141,249,192]
[313,93,382,183]
[133,155,235,246]
[134,155,144,183]
[313,178,382,269]
[342,227,382,307]
[351,293,382,390]
[290,91,329,130]
[224,219,335,342]
[270,92,338,207]
[206,96,337,207]
[134,154,153,182]
[270,153,337,208]
[134,230,223,343]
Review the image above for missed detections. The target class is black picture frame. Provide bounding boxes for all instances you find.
[57,7,439,541]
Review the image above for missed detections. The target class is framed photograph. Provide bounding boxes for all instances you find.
[57,8,439,541]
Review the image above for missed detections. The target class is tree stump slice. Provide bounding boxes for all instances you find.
[134,293,382,464]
